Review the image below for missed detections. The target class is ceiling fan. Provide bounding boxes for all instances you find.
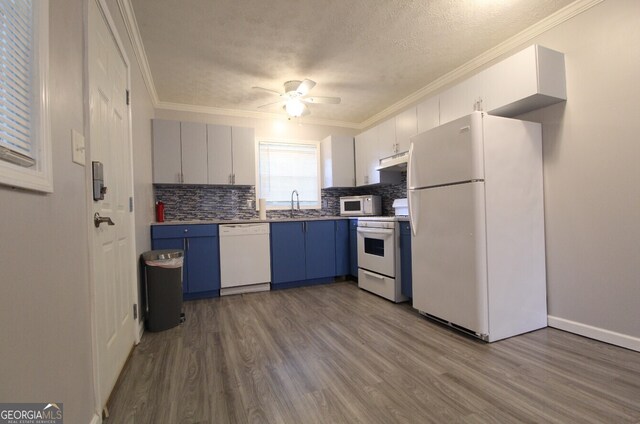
[252,79,341,117]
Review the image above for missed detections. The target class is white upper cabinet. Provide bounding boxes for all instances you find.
[207,124,233,184]
[395,107,418,153]
[416,96,440,134]
[207,124,255,185]
[152,119,182,184]
[321,135,355,188]
[439,45,565,125]
[231,126,256,185]
[180,122,208,184]
[153,119,256,186]
[439,73,483,125]
[377,117,396,159]
[152,119,207,184]
[355,128,375,186]
[355,126,402,187]
[481,45,566,117]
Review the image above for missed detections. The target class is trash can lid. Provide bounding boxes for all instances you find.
[142,249,184,261]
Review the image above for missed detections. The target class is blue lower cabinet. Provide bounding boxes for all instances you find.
[151,224,221,299]
[349,219,358,277]
[270,222,306,285]
[271,220,345,289]
[335,220,350,276]
[305,221,336,279]
[399,221,412,298]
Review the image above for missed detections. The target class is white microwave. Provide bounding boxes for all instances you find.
[340,195,381,216]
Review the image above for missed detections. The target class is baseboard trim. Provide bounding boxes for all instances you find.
[137,321,144,344]
[548,315,640,352]
[89,412,102,424]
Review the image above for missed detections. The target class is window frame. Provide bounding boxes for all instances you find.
[0,0,52,193]
[256,138,322,210]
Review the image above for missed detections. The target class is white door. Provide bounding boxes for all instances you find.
[410,183,489,336]
[89,0,136,411]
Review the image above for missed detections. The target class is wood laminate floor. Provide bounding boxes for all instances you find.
[105,282,640,423]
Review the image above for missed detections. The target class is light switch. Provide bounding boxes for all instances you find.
[72,129,85,165]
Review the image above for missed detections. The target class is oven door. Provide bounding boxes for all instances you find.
[357,226,395,277]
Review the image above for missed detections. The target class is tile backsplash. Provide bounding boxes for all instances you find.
[154,172,407,221]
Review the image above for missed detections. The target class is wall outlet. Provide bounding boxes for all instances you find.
[246,199,253,209]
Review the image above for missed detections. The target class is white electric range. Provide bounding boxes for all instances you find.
[356,215,409,303]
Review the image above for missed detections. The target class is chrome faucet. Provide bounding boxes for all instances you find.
[290,190,300,217]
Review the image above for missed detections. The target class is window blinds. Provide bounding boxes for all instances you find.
[259,141,320,208]
[0,0,34,165]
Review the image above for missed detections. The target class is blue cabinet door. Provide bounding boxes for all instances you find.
[335,220,350,276]
[305,221,336,279]
[151,225,220,297]
[399,222,412,298]
[186,236,220,293]
[349,219,358,277]
[152,237,189,293]
[270,222,306,284]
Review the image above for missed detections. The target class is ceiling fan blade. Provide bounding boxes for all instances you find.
[301,96,341,104]
[296,79,316,96]
[252,86,282,96]
[301,103,311,116]
[258,100,284,108]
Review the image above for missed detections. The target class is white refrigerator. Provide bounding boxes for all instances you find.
[408,112,547,342]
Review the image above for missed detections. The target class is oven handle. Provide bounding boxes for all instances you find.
[363,270,386,280]
[356,227,394,236]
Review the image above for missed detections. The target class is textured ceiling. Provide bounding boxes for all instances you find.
[131,0,574,125]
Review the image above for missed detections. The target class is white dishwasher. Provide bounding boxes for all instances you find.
[219,223,271,296]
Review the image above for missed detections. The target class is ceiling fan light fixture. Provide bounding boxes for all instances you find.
[285,99,305,117]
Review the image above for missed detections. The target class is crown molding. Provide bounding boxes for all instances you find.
[155,101,362,129]
[116,0,602,131]
[116,0,159,105]
[358,0,604,130]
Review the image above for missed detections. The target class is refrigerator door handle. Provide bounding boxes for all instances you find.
[407,141,415,190]
[409,190,418,237]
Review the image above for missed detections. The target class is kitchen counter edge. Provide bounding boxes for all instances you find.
[151,216,353,226]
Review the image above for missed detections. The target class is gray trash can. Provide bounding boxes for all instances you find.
[142,250,184,332]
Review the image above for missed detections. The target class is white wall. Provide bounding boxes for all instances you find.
[0,0,95,422]
[515,0,640,343]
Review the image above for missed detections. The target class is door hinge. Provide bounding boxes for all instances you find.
[126,89,130,106]
[129,196,134,212]
[133,303,138,320]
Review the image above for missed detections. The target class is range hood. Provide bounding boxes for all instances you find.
[376,151,408,172]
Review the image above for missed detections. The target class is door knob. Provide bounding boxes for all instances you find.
[94,212,115,228]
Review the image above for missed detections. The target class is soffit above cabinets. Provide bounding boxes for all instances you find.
[130,0,577,126]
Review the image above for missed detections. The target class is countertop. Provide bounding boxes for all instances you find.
[151,216,351,226]
[151,216,410,225]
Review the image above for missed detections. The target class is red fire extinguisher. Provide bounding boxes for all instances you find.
[156,201,165,222]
